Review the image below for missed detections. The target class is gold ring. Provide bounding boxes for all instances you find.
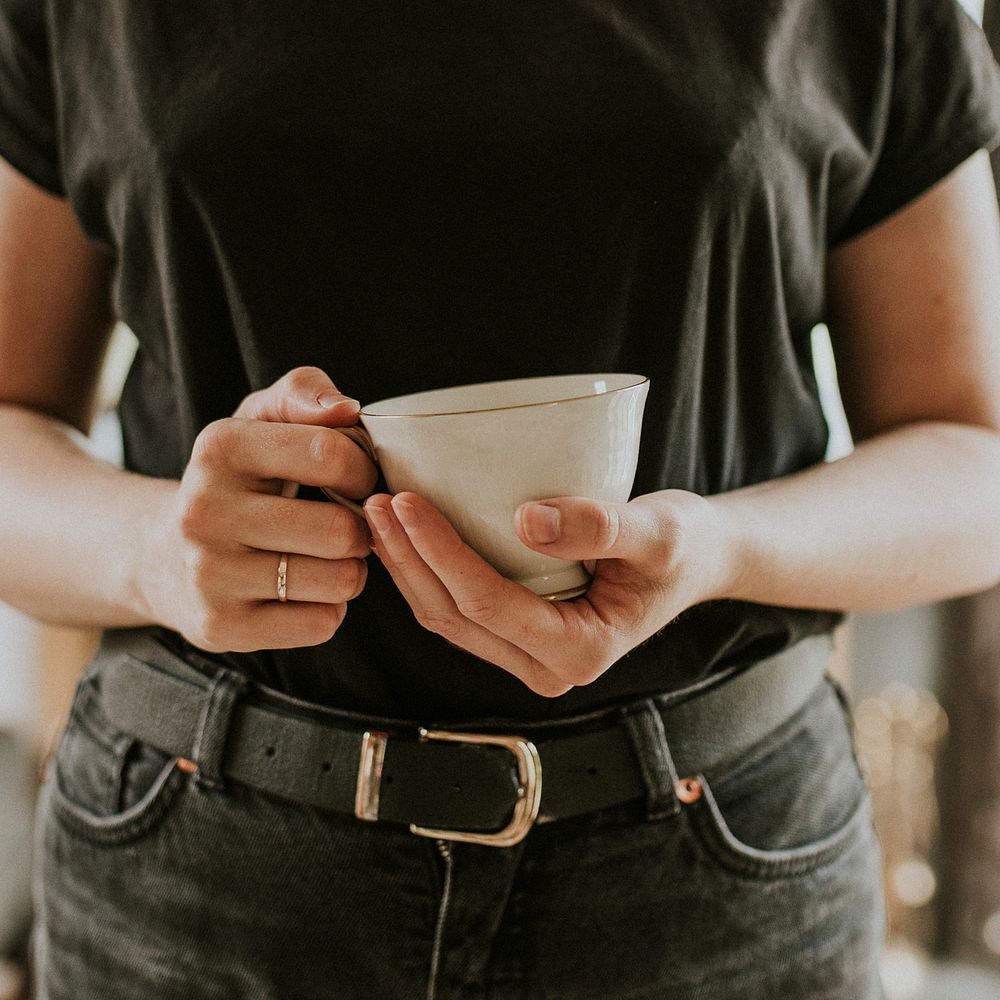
[276,553,289,602]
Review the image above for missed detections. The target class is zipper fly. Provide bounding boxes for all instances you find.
[427,840,454,1000]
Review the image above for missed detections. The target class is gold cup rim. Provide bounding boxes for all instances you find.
[360,373,649,420]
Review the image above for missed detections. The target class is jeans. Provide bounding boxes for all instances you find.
[0,730,33,959]
[34,649,886,999]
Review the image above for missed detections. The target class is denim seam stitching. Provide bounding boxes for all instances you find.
[683,777,869,881]
[425,844,454,1000]
[48,762,187,847]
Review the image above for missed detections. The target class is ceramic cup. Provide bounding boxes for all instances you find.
[327,373,649,600]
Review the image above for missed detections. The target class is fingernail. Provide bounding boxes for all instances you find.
[391,498,418,530]
[366,505,390,535]
[521,503,560,544]
[317,391,359,414]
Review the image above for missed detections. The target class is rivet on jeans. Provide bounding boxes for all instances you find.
[176,756,199,775]
[674,777,703,804]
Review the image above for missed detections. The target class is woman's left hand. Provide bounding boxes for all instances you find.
[363,490,735,697]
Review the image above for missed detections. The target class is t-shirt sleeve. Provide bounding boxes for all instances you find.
[835,0,1000,244]
[0,0,64,195]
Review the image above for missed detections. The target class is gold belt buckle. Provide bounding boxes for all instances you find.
[354,727,543,848]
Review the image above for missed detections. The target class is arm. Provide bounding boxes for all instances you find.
[361,152,1000,695]
[0,159,145,624]
[0,160,374,649]
[714,149,1000,610]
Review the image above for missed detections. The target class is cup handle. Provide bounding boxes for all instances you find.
[320,425,379,517]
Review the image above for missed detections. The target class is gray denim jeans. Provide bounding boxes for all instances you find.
[34,653,886,1000]
[0,730,33,960]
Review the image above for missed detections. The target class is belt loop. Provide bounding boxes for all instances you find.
[622,699,682,820]
[191,667,248,791]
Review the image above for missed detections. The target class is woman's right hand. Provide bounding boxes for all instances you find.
[139,367,377,653]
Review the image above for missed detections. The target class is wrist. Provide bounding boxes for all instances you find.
[689,491,750,603]
[125,475,180,625]
[639,489,742,607]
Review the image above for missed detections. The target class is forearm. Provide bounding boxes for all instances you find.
[710,421,1000,612]
[0,404,172,627]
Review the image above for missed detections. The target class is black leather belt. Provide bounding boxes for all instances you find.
[93,630,832,847]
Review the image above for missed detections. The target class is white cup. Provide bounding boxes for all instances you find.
[330,373,649,600]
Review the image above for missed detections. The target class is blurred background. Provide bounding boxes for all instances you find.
[3,1,1000,998]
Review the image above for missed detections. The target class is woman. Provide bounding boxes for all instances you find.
[2,0,1000,997]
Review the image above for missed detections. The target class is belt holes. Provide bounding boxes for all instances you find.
[321,761,332,773]
[263,745,276,758]
[384,774,394,785]
[586,765,598,777]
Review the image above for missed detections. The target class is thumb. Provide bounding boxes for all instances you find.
[234,366,360,426]
[515,496,661,563]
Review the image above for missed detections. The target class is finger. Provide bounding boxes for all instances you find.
[194,419,378,498]
[514,495,666,564]
[513,494,689,638]
[234,366,361,426]
[216,601,348,653]
[365,496,572,698]
[230,493,372,560]
[239,553,368,604]
[388,493,617,683]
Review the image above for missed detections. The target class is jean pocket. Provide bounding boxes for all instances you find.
[678,680,872,881]
[48,673,188,846]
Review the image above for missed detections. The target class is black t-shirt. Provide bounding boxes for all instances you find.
[3,0,1000,723]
